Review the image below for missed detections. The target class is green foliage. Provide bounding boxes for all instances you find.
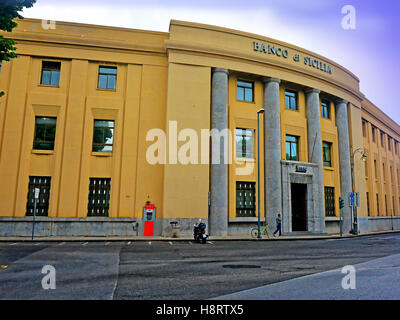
[0,0,36,97]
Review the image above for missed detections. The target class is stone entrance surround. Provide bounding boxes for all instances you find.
[281,160,324,234]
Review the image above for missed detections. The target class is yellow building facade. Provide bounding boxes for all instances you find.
[0,18,398,236]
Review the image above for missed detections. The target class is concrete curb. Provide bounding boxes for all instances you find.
[0,230,399,242]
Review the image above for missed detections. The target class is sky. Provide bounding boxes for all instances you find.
[21,0,400,123]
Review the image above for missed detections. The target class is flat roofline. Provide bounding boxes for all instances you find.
[170,19,360,83]
[20,17,169,37]
[361,97,400,136]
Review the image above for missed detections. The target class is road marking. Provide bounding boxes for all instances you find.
[208,241,214,245]
[9,242,17,246]
[188,241,193,245]
[169,241,173,245]
[127,241,131,245]
[105,242,110,246]
[34,242,41,245]
[58,242,66,246]
[148,241,152,245]
[82,242,88,246]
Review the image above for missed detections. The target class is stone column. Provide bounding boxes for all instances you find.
[210,68,229,236]
[263,78,282,231]
[335,99,352,234]
[305,88,325,233]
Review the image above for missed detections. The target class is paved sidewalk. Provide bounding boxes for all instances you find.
[214,253,400,300]
[0,230,399,242]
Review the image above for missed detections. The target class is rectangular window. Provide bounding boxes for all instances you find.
[385,195,388,216]
[236,182,256,217]
[393,196,396,216]
[365,160,368,178]
[388,137,392,151]
[362,121,367,137]
[321,100,330,119]
[376,194,380,216]
[41,61,61,86]
[372,127,376,143]
[395,141,398,155]
[87,178,111,217]
[285,90,297,110]
[324,187,335,217]
[236,128,254,158]
[33,117,57,150]
[322,141,332,167]
[98,66,117,90]
[236,80,253,102]
[26,176,51,217]
[92,120,114,152]
[381,132,385,148]
[390,166,393,184]
[383,163,386,182]
[366,192,370,216]
[285,135,299,161]
[374,160,378,179]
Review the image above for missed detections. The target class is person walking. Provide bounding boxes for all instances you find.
[273,213,282,237]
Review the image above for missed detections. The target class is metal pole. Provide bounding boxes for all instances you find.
[340,207,343,237]
[32,198,37,240]
[257,111,261,239]
[350,149,356,235]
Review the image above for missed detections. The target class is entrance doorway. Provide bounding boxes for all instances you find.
[291,183,307,231]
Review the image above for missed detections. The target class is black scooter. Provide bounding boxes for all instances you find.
[193,220,208,244]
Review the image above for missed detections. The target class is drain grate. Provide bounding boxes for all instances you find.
[222,264,261,269]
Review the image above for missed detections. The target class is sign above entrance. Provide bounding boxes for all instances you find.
[252,41,333,75]
[295,166,307,173]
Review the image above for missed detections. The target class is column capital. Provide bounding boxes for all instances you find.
[305,88,320,95]
[262,77,280,84]
[334,98,348,105]
[212,68,229,75]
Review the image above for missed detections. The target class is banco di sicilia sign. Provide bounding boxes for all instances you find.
[253,41,333,75]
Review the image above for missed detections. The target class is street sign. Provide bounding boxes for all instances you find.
[34,188,40,199]
[349,193,354,206]
[355,192,360,207]
[32,188,40,240]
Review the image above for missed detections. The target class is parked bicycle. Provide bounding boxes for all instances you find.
[250,222,271,239]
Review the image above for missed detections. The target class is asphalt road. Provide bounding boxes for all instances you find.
[1,233,400,300]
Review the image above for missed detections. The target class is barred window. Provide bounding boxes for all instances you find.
[324,187,335,217]
[87,178,111,217]
[236,182,256,217]
[33,117,57,150]
[26,176,51,216]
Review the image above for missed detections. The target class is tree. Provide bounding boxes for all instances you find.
[0,0,36,97]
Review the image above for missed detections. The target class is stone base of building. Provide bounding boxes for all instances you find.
[358,217,400,234]
[0,217,206,237]
[1,216,399,237]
